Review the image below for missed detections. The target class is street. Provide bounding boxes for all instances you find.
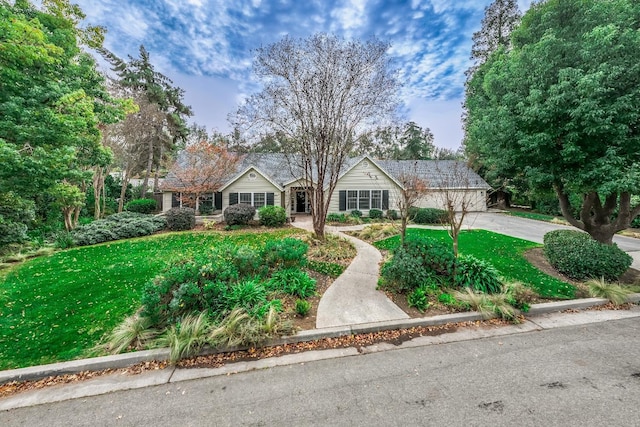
[2,317,639,426]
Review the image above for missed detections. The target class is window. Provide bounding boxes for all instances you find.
[239,193,252,204]
[347,190,358,210]
[359,190,370,210]
[371,190,382,209]
[248,172,257,181]
[254,192,265,209]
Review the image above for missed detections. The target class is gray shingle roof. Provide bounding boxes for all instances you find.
[375,159,490,189]
[162,153,489,191]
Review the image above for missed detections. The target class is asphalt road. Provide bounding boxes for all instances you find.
[2,317,639,426]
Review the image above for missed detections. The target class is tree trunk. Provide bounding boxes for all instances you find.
[140,137,154,198]
[118,172,129,213]
[93,167,104,219]
[311,186,325,239]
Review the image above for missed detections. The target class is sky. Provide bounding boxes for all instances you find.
[75,0,532,150]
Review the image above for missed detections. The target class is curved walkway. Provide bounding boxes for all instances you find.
[292,217,408,328]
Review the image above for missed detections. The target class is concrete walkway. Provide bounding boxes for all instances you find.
[292,216,408,328]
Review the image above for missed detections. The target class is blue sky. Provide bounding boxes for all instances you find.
[76,0,532,149]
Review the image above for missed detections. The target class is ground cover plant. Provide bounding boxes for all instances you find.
[0,228,306,370]
[71,212,167,246]
[375,228,576,300]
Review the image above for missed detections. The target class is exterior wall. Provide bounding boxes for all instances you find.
[162,192,173,212]
[329,159,401,215]
[221,169,283,217]
[414,189,488,212]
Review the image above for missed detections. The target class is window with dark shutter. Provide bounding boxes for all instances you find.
[339,190,346,211]
[382,190,389,210]
[229,192,238,205]
[215,192,222,210]
[266,192,274,206]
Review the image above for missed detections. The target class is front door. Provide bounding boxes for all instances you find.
[296,191,307,213]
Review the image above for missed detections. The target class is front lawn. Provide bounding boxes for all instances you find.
[375,228,575,299]
[0,229,306,370]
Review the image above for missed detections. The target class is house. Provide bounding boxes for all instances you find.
[160,153,490,216]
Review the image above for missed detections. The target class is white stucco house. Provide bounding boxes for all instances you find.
[160,153,490,217]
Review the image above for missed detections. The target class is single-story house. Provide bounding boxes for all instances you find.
[160,153,490,217]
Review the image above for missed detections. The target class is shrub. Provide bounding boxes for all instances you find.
[438,292,459,306]
[326,213,346,223]
[410,207,448,225]
[369,209,383,220]
[350,210,362,218]
[166,207,196,231]
[262,238,308,269]
[454,255,502,294]
[125,198,157,214]
[380,235,455,292]
[258,205,287,227]
[544,230,632,281]
[387,209,398,220]
[268,268,317,298]
[224,204,256,226]
[226,279,269,316]
[203,219,217,230]
[307,260,344,277]
[295,299,311,317]
[53,231,75,249]
[407,286,430,312]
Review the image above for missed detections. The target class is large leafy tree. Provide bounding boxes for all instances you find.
[464,0,640,244]
[0,0,129,235]
[236,34,399,238]
[101,46,192,199]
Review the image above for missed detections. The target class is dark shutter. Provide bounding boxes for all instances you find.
[339,190,346,211]
[214,192,222,210]
[266,192,274,206]
[382,190,389,210]
[229,192,238,205]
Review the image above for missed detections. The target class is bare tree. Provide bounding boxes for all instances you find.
[236,34,398,239]
[164,141,239,214]
[433,161,482,258]
[395,164,430,245]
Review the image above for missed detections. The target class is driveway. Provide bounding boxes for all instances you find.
[457,212,640,270]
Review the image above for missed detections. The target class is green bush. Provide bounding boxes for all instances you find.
[53,231,75,249]
[543,230,632,281]
[410,207,448,224]
[380,236,453,292]
[295,299,311,317]
[327,213,347,223]
[0,192,35,248]
[369,209,383,220]
[125,198,157,214]
[387,209,398,220]
[268,268,316,298]
[454,255,502,294]
[72,212,166,246]
[258,205,287,227]
[166,207,196,231]
[438,292,459,306]
[407,286,430,312]
[350,210,363,218]
[307,260,345,278]
[226,279,270,317]
[224,204,256,226]
[262,238,308,269]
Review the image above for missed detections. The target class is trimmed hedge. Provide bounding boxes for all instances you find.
[166,207,196,231]
[72,212,166,246]
[369,209,383,219]
[409,207,448,224]
[124,198,157,214]
[224,204,256,225]
[543,230,632,281]
[259,205,286,227]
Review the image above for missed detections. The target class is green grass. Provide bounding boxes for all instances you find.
[505,211,562,223]
[0,229,303,370]
[375,229,575,300]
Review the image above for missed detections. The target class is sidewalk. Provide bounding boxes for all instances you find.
[291,216,408,327]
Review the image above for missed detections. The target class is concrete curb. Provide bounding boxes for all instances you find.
[2,293,639,385]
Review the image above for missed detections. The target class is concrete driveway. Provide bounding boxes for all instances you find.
[458,212,640,270]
